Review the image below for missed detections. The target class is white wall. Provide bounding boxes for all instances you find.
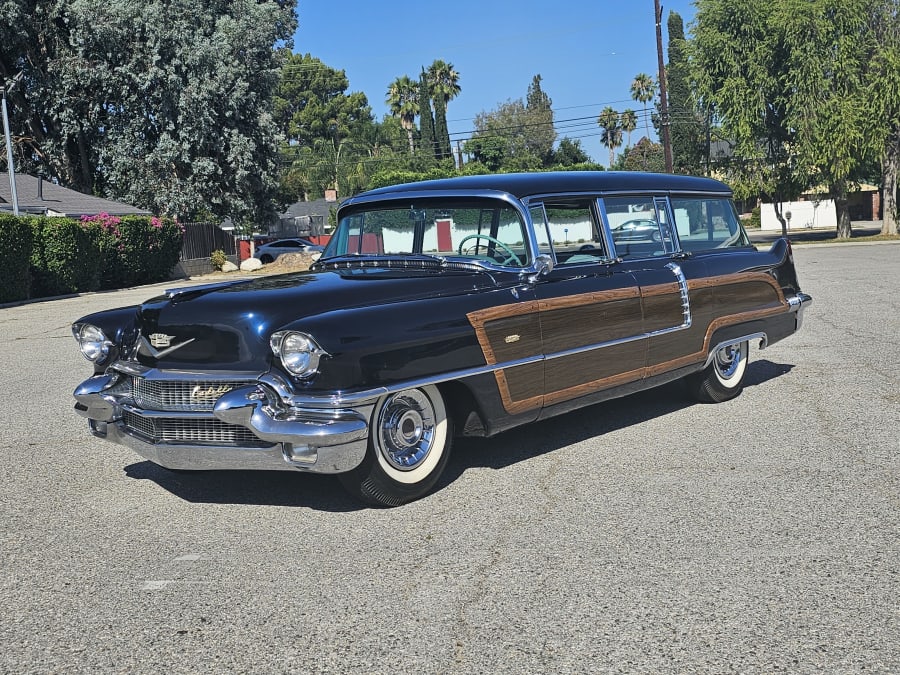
[760,200,836,231]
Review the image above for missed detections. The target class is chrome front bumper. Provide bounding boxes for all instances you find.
[73,370,373,474]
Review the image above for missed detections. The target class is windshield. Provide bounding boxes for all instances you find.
[323,199,531,268]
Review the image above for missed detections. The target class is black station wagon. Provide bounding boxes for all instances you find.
[72,172,811,506]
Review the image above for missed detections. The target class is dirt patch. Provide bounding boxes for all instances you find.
[261,252,320,273]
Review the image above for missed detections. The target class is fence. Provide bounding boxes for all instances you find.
[174,222,237,277]
[179,222,236,260]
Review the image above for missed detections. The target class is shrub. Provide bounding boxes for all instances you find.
[210,249,228,270]
[0,214,33,302]
[747,206,762,229]
[81,214,184,289]
[30,217,101,297]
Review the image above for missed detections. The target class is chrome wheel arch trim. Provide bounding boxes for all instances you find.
[702,333,768,369]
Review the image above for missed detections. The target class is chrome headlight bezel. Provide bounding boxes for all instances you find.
[269,330,328,379]
[72,323,113,363]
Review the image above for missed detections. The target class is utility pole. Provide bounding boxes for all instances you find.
[655,0,674,173]
[1,85,19,215]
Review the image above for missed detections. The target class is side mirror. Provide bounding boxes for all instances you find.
[524,254,554,283]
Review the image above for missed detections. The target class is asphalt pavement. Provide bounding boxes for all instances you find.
[1,241,898,673]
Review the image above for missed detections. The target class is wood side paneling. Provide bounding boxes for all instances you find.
[540,298,644,353]
[467,271,793,415]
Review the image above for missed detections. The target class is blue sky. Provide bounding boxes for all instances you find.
[292,0,698,164]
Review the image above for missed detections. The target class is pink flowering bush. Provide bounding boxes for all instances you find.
[27,214,183,297]
[82,214,183,289]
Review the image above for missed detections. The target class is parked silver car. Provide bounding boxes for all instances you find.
[254,238,324,263]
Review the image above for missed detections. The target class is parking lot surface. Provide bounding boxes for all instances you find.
[1,243,898,673]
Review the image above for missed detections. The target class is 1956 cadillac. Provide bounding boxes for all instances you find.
[72,172,811,506]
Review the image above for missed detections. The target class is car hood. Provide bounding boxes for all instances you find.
[130,267,499,371]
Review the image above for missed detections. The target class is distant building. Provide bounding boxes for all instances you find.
[0,173,150,217]
[273,196,336,238]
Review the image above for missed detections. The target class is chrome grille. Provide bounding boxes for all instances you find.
[122,411,272,448]
[130,377,249,412]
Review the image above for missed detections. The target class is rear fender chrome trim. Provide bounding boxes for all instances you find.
[704,332,768,368]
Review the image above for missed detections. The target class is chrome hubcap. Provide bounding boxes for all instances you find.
[377,390,436,471]
[715,343,744,380]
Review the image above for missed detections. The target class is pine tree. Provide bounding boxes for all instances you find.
[525,74,556,165]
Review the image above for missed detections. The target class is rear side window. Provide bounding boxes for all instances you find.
[671,197,749,252]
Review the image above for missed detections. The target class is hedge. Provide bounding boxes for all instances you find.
[0,213,33,303]
[30,216,102,297]
[0,213,183,303]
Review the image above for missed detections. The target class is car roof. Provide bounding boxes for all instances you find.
[348,171,732,203]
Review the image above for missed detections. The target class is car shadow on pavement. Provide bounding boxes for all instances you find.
[123,359,794,510]
[437,359,796,487]
[124,462,364,512]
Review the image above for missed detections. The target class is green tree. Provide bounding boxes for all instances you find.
[666,11,704,174]
[466,99,544,172]
[693,0,879,237]
[386,75,419,155]
[0,0,297,223]
[525,74,556,165]
[622,138,666,173]
[865,0,900,235]
[597,107,623,167]
[427,59,460,160]
[553,138,591,166]
[417,70,437,162]
[630,73,655,139]
[275,53,373,148]
[621,109,638,148]
[432,95,452,160]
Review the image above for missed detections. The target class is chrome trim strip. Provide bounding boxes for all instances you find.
[703,333,768,368]
[87,420,367,474]
[119,404,215,420]
[666,262,693,328]
[111,362,261,380]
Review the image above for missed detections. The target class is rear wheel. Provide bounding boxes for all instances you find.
[339,385,452,507]
[687,341,749,403]
[259,254,274,264]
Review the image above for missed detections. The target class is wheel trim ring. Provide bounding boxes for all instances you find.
[714,343,745,381]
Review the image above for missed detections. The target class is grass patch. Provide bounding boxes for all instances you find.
[792,233,900,245]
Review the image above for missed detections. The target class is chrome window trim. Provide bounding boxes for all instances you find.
[334,189,539,271]
[654,196,682,253]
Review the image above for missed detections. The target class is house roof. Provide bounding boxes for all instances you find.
[281,197,336,219]
[0,173,151,217]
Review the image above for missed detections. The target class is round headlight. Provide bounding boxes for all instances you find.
[73,323,112,363]
[270,331,327,378]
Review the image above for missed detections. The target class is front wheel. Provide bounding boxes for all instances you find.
[686,341,749,403]
[339,385,452,507]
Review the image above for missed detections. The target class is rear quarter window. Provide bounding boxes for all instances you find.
[671,197,750,252]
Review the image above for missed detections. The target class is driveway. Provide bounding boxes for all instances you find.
[1,243,898,673]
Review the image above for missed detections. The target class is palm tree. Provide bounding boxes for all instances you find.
[427,60,460,161]
[620,109,637,148]
[630,73,655,139]
[597,106,623,167]
[386,75,419,155]
[427,59,461,105]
